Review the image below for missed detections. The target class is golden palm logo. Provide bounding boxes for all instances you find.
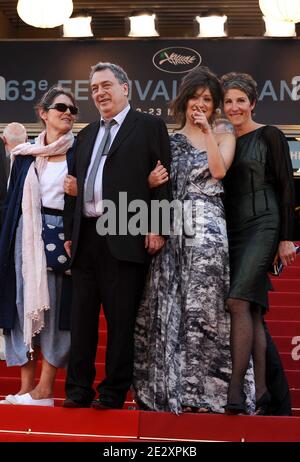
[159,51,196,66]
[153,47,202,74]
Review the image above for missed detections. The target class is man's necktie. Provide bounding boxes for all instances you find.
[85,119,117,202]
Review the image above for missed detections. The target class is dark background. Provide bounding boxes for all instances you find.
[0,38,299,125]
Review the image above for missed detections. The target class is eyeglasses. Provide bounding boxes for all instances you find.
[47,103,78,115]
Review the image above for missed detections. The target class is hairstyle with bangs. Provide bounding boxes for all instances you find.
[170,66,223,129]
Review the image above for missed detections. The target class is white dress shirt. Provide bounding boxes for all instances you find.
[83,104,130,217]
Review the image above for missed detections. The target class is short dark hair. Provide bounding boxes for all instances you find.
[221,72,258,105]
[90,62,130,87]
[35,85,76,127]
[170,66,223,128]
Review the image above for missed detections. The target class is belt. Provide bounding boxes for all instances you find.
[42,207,63,216]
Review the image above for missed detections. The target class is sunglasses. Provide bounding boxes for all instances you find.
[48,103,78,115]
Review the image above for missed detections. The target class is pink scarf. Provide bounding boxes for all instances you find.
[12,130,74,352]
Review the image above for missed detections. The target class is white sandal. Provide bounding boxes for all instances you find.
[0,394,19,404]
[11,393,54,407]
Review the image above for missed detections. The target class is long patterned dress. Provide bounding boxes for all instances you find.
[133,133,255,414]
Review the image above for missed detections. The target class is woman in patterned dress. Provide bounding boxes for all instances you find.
[133,67,254,414]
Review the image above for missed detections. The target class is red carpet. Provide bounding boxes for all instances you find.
[0,406,300,443]
[0,251,300,442]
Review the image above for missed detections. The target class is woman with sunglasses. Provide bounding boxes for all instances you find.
[0,86,78,406]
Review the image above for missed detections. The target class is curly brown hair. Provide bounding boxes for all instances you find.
[170,66,223,129]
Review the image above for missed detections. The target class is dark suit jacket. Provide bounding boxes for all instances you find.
[64,108,172,265]
[0,138,9,228]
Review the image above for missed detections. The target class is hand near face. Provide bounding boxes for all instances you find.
[192,106,211,134]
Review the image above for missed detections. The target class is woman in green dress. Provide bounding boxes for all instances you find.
[221,72,295,415]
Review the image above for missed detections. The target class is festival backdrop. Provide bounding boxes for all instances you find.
[0,38,300,165]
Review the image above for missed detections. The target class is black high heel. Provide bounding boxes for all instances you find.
[255,391,271,415]
[224,392,247,415]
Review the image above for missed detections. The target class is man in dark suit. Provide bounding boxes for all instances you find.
[63,62,172,409]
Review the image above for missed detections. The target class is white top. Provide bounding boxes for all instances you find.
[40,160,68,211]
[83,104,131,217]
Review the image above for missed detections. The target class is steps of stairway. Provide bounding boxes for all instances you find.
[290,389,300,407]
[4,371,300,407]
[3,366,293,399]
[0,376,134,401]
[271,266,300,278]
[0,343,107,366]
[265,305,300,321]
[0,334,297,365]
[0,399,138,443]
[266,306,300,321]
[285,370,300,388]
[0,269,298,443]
[1,391,299,414]
[0,394,137,409]
[273,336,297,353]
[0,406,141,441]
[272,279,300,293]
[277,352,300,370]
[1,406,300,443]
[268,291,300,306]
[0,361,103,379]
[2,352,299,382]
[267,320,300,337]
[0,433,133,442]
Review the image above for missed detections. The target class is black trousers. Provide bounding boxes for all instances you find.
[65,218,147,407]
[265,322,292,416]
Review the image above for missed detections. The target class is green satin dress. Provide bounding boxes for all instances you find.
[223,125,295,312]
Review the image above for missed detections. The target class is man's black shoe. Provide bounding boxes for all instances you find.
[63,398,91,408]
[91,398,123,410]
